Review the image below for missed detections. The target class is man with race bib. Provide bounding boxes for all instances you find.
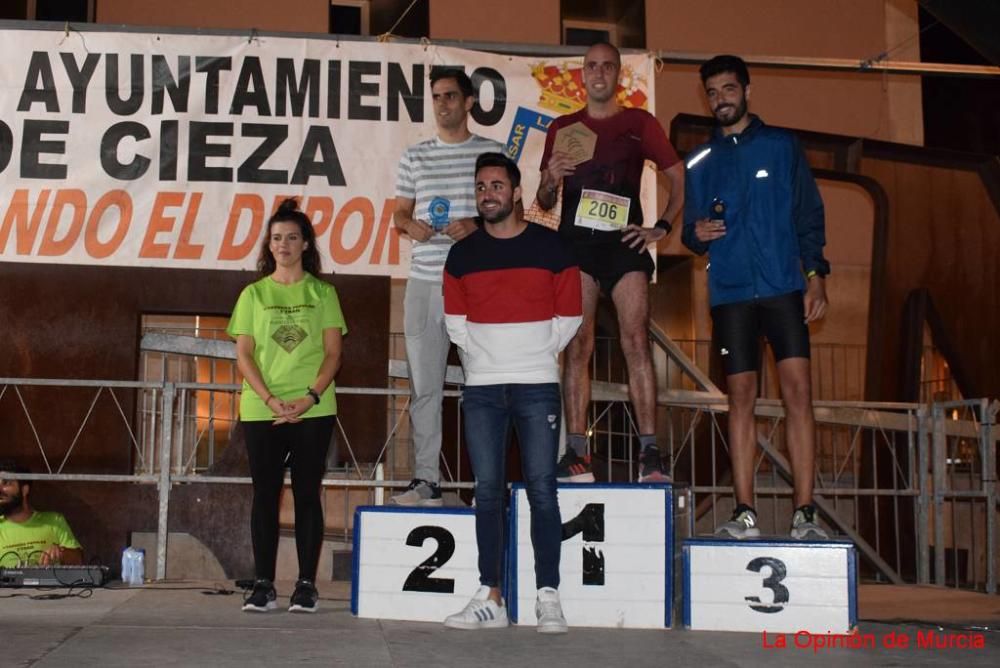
[535,42,684,483]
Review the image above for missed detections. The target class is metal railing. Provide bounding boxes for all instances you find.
[929,399,998,592]
[142,331,908,475]
[2,373,996,591]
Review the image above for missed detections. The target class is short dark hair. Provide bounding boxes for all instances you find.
[475,152,520,189]
[429,67,475,98]
[256,198,323,278]
[700,54,750,87]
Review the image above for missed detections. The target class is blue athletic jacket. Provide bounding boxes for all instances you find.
[682,115,829,307]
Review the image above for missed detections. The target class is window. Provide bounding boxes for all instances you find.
[330,0,370,36]
[139,314,239,474]
[561,0,645,49]
[563,20,617,47]
[2,0,95,21]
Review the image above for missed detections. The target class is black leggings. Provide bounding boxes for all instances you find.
[242,416,336,582]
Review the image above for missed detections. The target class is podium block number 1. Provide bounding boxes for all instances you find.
[561,503,605,586]
[512,484,672,629]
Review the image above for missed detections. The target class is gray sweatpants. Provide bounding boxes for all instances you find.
[404,278,450,484]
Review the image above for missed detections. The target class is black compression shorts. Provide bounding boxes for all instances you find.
[710,290,811,376]
[572,241,655,296]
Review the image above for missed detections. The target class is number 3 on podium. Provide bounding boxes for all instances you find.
[744,556,789,613]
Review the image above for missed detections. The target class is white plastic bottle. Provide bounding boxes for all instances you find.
[121,547,134,584]
[131,548,145,586]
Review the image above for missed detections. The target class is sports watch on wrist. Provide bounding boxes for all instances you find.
[654,219,673,234]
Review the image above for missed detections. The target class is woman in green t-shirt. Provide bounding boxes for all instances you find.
[227,198,348,613]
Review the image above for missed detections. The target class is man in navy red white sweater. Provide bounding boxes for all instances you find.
[442,153,582,634]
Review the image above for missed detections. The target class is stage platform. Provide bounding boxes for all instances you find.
[4,581,998,667]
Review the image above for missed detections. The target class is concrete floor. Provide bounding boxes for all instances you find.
[4,582,999,667]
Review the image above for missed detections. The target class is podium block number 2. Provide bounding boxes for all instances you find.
[744,556,788,614]
[402,526,456,594]
[561,503,605,586]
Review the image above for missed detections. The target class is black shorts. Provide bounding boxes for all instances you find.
[710,291,810,376]
[572,240,655,296]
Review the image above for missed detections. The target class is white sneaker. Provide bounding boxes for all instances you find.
[443,586,509,630]
[535,587,568,634]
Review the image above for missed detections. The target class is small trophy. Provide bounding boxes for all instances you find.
[710,198,726,222]
[553,121,597,166]
[429,196,451,232]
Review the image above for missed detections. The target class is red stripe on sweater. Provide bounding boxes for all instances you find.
[446,266,581,324]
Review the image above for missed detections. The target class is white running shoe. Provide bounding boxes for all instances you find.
[443,586,509,630]
[535,587,568,634]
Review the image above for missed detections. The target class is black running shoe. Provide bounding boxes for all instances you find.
[242,579,277,612]
[389,479,444,507]
[289,579,319,613]
[638,445,671,483]
[556,451,595,483]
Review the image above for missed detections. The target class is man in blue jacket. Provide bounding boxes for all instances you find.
[683,55,829,540]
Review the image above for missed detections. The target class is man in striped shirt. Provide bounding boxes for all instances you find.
[391,68,504,507]
[442,153,581,633]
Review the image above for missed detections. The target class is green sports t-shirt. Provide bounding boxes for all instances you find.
[226,274,348,421]
[0,511,82,566]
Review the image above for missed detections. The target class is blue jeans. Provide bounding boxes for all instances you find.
[462,383,562,590]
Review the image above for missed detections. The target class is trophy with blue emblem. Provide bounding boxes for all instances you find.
[429,196,451,232]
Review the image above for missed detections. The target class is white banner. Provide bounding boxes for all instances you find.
[0,29,656,276]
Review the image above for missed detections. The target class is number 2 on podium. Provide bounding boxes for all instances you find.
[402,526,456,594]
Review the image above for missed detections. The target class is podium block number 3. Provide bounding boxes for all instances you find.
[561,503,605,586]
[402,526,456,594]
[744,557,788,614]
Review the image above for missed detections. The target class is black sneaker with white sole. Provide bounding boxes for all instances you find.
[637,445,671,483]
[242,579,277,612]
[556,451,595,483]
[389,479,444,507]
[289,579,319,613]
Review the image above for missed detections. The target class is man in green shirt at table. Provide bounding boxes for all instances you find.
[0,461,83,567]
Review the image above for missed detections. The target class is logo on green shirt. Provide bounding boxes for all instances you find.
[272,324,308,353]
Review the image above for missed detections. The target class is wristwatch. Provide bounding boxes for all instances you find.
[654,219,673,234]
